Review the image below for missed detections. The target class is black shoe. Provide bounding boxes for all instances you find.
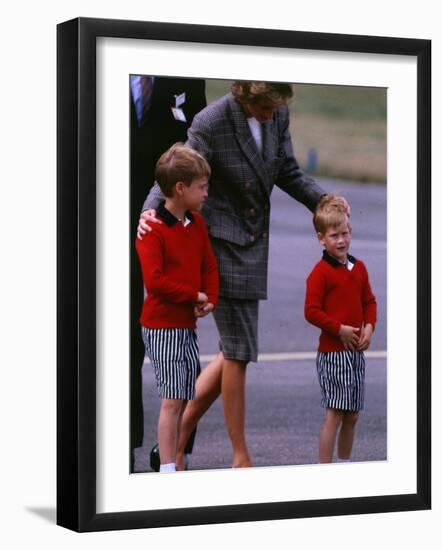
[131,455,135,473]
[150,443,161,472]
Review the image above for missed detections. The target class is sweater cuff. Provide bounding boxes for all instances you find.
[330,321,342,336]
[177,287,199,303]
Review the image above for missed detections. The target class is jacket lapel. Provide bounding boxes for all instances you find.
[228,96,272,196]
[261,118,276,164]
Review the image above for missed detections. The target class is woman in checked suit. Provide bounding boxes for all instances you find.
[139,81,346,468]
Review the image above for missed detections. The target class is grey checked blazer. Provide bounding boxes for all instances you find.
[143,93,324,300]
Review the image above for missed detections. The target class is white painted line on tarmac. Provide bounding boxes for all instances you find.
[200,350,387,362]
[144,350,387,365]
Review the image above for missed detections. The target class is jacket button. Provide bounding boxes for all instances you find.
[250,235,255,243]
[249,208,256,216]
[245,182,251,189]
[263,232,268,239]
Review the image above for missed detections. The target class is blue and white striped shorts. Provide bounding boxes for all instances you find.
[141,328,199,400]
[316,351,366,412]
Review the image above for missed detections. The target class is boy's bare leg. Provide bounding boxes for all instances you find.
[174,401,187,468]
[319,408,343,463]
[221,358,252,468]
[175,352,224,470]
[158,398,184,466]
[337,411,359,460]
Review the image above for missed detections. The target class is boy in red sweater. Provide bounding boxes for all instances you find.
[136,144,219,473]
[305,194,377,463]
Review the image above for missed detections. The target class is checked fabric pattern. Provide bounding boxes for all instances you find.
[143,92,324,300]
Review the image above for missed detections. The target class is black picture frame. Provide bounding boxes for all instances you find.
[57,17,431,532]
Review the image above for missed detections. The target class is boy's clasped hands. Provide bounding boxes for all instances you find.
[194,292,214,318]
[338,323,374,351]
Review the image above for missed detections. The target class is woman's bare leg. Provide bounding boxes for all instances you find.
[221,358,252,468]
[175,352,223,470]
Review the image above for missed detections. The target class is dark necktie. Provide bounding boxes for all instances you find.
[135,76,153,127]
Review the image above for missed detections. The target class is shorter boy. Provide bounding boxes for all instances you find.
[136,144,219,473]
[304,194,377,463]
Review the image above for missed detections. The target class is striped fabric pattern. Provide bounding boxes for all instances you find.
[142,328,199,400]
[316,351,366,411]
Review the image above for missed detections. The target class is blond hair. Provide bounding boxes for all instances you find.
[155,143,211,197]
[313,194,349,234]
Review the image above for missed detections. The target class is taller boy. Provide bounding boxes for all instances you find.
[136,145,219,473]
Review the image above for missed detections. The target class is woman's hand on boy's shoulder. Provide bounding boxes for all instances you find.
[137,209,162,239]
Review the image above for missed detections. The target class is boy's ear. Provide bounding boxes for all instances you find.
[175,181,185,196]
[317,232,325,246]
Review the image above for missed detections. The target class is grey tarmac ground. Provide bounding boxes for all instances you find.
[134,178,387,473]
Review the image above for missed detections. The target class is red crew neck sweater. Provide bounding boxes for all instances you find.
[305,258,377,352]
[135,211,219,329]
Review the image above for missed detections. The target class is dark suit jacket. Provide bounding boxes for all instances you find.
[144,92,324,300]
[131,76,207,214]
